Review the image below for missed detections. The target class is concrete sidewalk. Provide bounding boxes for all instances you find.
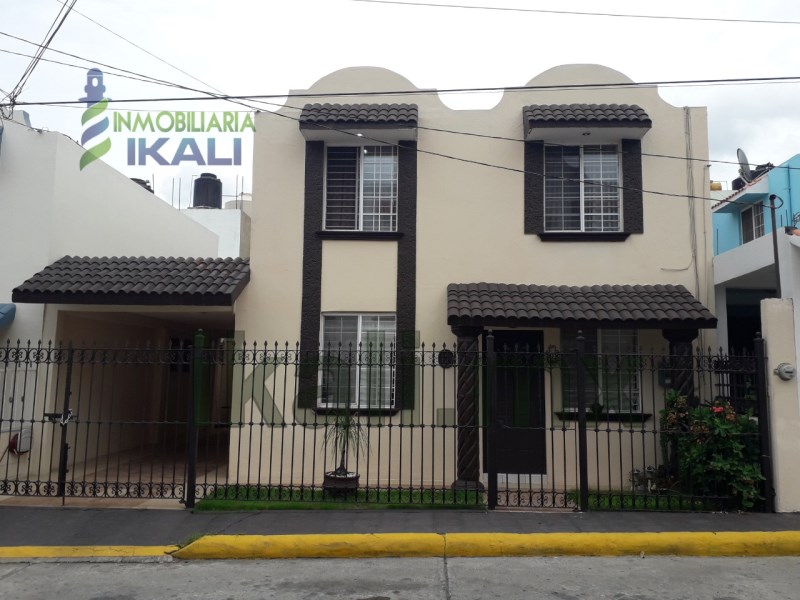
[2,505,800,559]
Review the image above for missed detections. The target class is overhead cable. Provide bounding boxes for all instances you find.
[351,0,800,26]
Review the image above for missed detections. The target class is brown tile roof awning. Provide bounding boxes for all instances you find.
[299,103,418,128]
[523,104,652,128]
[523,104,652,142]
[12,256,250,306]
[447,283,716,329]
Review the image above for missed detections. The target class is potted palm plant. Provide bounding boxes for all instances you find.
[322,407,368,496]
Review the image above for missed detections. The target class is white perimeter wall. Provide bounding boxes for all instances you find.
[760,298,800,512]
[182,208,250,258]
[0,118,219,343]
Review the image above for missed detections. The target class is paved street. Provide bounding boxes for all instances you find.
[0,557,797,599]
[4,505,800,546]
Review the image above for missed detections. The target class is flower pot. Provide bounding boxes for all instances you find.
[323,471,360,497]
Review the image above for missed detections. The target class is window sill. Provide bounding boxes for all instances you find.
[316,231,403,241]
[554,411,652,424]
[537,232,631,242]
[312,406,401,417]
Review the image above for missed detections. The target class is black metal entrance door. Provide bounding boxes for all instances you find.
[491,331,546,474]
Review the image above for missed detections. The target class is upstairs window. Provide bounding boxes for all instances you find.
[544,145,621,232]
[324,146,398,232]
[741,204,765,244]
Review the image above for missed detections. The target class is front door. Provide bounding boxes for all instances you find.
[490,331,546,475]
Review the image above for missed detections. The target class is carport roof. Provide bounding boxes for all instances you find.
[12,256,250,306]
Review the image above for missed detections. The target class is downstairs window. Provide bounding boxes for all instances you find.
[319,314,396,409]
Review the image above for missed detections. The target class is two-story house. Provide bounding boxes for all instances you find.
[234,64,716,501]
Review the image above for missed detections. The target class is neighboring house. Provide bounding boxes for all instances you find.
[712,154,800,353]
[0,113,224,344]
[711,157,800,513]
[235,64,716,493]
[0,113,249,481]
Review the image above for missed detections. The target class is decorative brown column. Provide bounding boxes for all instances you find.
[451,326,484,491]
[663,328,699,404]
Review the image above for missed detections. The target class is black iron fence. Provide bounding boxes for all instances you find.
[0,333,773,511]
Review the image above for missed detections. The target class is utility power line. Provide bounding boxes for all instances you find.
[4,0,77,106]
[409,124,800,173]
[0,45,192,91]
[265,97,800,174]
[52,0,225,94]
[1,31,794,177]
[0,30,263,115]
[4,74,800,108]
[0,35,783,201]
[257,98,757,207]
[0,33,264,115]
[352,0,800,26]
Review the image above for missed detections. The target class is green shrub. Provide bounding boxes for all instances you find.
[660,390,763,510]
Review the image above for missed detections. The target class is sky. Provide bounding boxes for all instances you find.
[2,0,800,205]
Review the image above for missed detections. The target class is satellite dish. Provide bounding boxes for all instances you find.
[737,148,753,183]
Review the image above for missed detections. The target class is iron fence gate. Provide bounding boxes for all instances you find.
[0,333,774,511]
[0,343,203,501]
[484,332,772,512]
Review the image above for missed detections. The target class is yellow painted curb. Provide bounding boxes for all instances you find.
[174,531,800,560]
[445,531,800,557]
[0,545,179,559]
[172,533,445,560]
[7,531,800,560]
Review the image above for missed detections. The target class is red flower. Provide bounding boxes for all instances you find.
[712,406,724,414]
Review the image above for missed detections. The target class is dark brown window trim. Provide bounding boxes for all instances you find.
[299,140,418,411]
[537,232,631,242]
[395,141,417,410]
[316,231,404,241]
[525,139,644,236]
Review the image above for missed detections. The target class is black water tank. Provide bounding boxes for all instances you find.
[130,177,153,192]
[193,173,222,209]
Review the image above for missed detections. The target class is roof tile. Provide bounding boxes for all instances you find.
[12,256,250,306]
[300,103,418,126]
[447,283,715,328]
[523,103,652,128]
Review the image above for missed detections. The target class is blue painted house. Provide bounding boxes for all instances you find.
[712,154,800,352]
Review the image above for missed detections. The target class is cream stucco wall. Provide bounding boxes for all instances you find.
[0,118,220,345]
[321,241,397,313]
[240,64,713,346]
